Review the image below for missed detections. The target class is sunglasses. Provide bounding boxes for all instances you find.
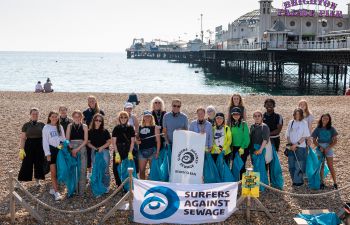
[173,105,181,108]
[94,119,102,122]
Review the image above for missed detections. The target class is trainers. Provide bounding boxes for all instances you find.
[333,183,338,190]
[54,192,62,201]
[87,172,91,181]
[49,188,55,195]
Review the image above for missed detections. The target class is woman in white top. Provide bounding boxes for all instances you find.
[298,99,314,133]
[42,111,65,201]
[285,108,310,186]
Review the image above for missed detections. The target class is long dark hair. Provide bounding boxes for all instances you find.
[90,113,104,131]
[231,114,243,127]
[317,113,332,130]
[47,111,61,135]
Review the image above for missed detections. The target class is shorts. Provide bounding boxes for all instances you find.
[319,143,334,157]
[138,147,156,160]
[49,145,59,165]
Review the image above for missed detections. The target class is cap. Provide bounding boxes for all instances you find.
[124,102,133,109]
[143,110,152,116]
[215,112,225,119]
[230,107,242,115]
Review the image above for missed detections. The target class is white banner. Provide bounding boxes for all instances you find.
[170,130,205,184]
[133,179,238,224]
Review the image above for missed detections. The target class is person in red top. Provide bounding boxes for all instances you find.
[345,88,350,96]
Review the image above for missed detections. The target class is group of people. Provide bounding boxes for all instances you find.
[35,78,53,93]
[18,94,339,201]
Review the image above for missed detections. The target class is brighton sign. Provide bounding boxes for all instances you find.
[278,0,343,18]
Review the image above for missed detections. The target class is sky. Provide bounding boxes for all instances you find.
[0,0,348,52]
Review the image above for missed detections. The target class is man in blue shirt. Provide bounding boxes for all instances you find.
[162,99,188,145]
[189,107,213,151]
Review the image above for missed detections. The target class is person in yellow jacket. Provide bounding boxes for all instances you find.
[211,113,232,164]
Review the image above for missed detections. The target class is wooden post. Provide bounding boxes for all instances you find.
[128,168,134,221]
[9,170,15,224]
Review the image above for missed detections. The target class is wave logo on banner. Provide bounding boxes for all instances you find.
[140,186,180,220]
[178,148,198,169]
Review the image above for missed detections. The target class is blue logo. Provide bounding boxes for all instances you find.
[140,186,180,220]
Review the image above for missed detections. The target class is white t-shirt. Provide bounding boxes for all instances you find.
[42,124,65,156]
[214,127,225,147]
[35,84,43,91]
[285,120,310,147]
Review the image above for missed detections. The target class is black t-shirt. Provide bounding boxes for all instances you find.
[152,110,166,128]
[22,121,45,138]
[83,108,105,127]
[263,112,283,135]
[59,117,73,134]
[112,125,135,144]
[139,126,156,149]
[88,129,111,149]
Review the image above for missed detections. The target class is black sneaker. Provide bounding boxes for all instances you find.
[320,183,325,189]
[333,183,338,190]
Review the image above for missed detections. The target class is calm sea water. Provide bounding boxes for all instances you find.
[0,51,263,95]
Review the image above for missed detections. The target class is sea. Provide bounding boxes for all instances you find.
[0,51,270,95]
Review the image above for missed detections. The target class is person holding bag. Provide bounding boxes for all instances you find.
[285,108,310,186]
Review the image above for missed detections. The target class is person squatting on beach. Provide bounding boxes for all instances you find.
[312,113,338,189]
[230,107,250,177]
[285,108,310,186]
[18,108,46,185]
[136,110,161,180]
[65,110,88,195]
[162,99,188,148]
[112,111,135,186]
[189,107,213,152]
[211,112,232,163]
[87,114,111,193]
[83,95,105,179]
[42,111,66,201]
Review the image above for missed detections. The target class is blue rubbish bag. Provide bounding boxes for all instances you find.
[57,140,81,197]
[306,147,330,190]
[216,151,234,182]
[117,159,137,192]
[232,152,244,182]
[159,145,171,182]
[297,212,341,225]
[252,144,269,191]
[90,152,107,197]
[203,152,221,183]
[149,151,163,181]
[269,145,284,190]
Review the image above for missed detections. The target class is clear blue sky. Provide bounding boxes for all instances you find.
[0,0,347,52]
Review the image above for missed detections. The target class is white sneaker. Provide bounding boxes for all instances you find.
[87,172,91,181]
[49,188,55,195]
[54,192,62,201]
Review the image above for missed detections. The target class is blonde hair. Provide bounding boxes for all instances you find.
[88,95,100,113]
[141,115,156,126]
[253,110,263,117]
[72,110,83,119]
[150,96,165,111]
[118,111,129,124]
[298,99,311,117]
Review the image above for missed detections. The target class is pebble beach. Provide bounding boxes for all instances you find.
[0,91,349,225]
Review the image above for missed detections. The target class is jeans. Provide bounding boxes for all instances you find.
[92,149,110,190]
[71,140,87,195]
[288,147,307,184]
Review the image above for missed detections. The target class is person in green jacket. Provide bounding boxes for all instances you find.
[230,107,250,178]
[211,112,232,164]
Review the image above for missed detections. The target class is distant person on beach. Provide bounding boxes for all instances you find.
[298,99,314,134]
[83,95,105,177]
[312,113,338,189]
[136,110,161,180]
[66,110,88,195]
[42,111,66,201]
[227,93,247,124]
[43,78,53,93]
[127,92,140,107]
[206,105,216,126]
[263,98,283,152]
[18,108,45,185]
[189,107,213,152]
[346,88,350,96]
[87,114,111,193]
[59,106,73,135]
[35,81,44,93]
[211,112,232,163]
[150,96,166,147]
[112,111,135,186]
[163,99,188,148]
[285,108,310,186]
[230,107,250,177]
